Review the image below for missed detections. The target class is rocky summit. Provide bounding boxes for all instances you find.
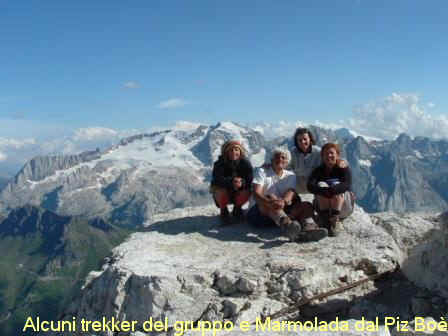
[62,206,448,336]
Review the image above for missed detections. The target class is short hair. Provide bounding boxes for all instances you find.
[271,146,291,163]
[294,127,316,149]
[320,143,341,159]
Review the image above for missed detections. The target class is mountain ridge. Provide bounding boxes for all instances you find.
[1,122,447,225]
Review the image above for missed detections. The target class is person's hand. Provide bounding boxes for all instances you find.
[232,177,243,190]
[272,199,285,210]
[265,194,282,210]
[337,159,348,168]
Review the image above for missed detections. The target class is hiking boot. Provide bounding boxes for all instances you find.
[316,210,330,229]
[301,217,319,231]
[279,215,292,227]
[328,214,342,237]
[279,216,302,241]
[220,207,232,225]
[296,217,328,242]
[232,206,244,220]
[220,207,230,217]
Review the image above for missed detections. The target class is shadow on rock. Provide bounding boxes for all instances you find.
[141,214,289,247]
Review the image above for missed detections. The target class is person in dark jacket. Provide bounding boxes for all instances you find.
[211,140,253,222]
[307,143,354,236]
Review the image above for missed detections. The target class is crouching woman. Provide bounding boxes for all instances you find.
[307,143,354,237]
[210,140,253,222]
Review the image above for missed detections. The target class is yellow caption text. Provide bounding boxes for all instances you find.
[23,316,448,335]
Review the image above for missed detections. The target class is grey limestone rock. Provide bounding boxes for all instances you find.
[401,211,448,299]
[62,206,445,336]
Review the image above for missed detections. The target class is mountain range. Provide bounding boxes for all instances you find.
[0,122,447,227]
[0,121,447,336]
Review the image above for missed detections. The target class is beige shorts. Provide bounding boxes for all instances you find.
[314,181,355,219]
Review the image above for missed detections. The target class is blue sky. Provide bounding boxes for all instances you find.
[1,0,448,138]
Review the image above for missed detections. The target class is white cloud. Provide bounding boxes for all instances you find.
[347,93,448,140]
[157,98,189,109]
[0,152,7,162]
[73,127,118,141]
[45,127,141,155]
[0,137,36,148]
[172,121,203,131]
[253,93,448,141]
[313,120,345,130]
[250,120,307,140]
[123,81,140,89]
[0,137,41,174]
[0,127,143,176]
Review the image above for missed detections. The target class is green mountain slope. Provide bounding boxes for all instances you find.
[0,205,131,336]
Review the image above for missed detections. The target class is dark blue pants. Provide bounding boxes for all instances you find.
[246,205,276,227]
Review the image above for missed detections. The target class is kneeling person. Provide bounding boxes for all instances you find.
[307,143,354,237]
[211,140,253,223]
[247,147,327,242]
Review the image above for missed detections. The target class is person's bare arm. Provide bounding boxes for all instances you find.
[253,184,275,210]
[260,189,296,211]
[337,159,348,168]
[282,189,296,206]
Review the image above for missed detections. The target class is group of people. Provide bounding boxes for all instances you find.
[210,128,354,242]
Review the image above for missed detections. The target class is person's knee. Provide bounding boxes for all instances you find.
[257,203,271,216]
[329,194,344,210]
[214,187,227,195]
[290,201,313,219]
[234,189,251,206]
[334,194,344,201]
[317,196,329,209]
[213,188,230,208]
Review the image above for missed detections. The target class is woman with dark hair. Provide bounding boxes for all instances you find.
[210,140,253,223]
[290,127,347,193]
[307,143,354,237]
[290,128,321,194]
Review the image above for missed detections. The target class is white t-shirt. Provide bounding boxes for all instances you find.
[252,166,296,198]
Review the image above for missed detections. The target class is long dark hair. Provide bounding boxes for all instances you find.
[293,127,316,150]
